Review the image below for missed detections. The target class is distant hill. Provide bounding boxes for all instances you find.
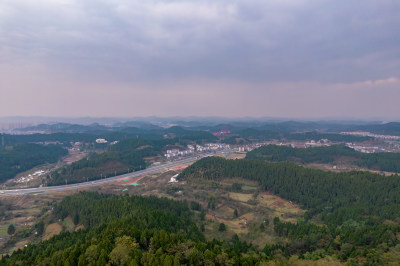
[355,122,400,136]
[17,123,113,134]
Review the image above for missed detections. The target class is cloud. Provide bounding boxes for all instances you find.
[363,77,398,86]
[0,0,399,118]
[2,0,398,82]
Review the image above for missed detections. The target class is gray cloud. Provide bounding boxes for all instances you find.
[0,0,399,118]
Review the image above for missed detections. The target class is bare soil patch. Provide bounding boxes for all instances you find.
[169,164,190,171]
[43,223,62,241]
[75,224,85,231]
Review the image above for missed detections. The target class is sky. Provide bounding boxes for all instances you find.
[0,0,399,120]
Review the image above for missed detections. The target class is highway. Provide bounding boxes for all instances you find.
[0,150,231,196]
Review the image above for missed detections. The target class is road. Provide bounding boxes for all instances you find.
[0,150,231,196]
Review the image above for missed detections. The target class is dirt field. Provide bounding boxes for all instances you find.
[304,162,398,176]
[62,149,87,165]
[260,192,305,222]
[228,152,247,160]
[215,152,247,160]
[169,164,190,171]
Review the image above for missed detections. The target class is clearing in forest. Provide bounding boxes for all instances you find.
[43,223,62,241]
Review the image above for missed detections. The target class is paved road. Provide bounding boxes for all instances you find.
[0,150,231,196]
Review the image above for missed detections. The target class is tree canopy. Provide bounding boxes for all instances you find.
[246,144,400,172]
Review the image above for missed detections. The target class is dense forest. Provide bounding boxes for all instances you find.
[4,161,400,264]
[180,157,400,223]
[2,193,260,265]
[0,143,67,183]
[178,157,400,263]
[3,154,400,264]
[246,144,400,172]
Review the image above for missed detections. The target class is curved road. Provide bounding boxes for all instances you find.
[0,150,231,196]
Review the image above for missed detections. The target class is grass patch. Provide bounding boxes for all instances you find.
[259,192,305,222]
[215,206,235,220]
[43,223,62,241]
[0,226,9,237]
[63,216,75,231]
[242,186,257,190]
[229,192,253,202]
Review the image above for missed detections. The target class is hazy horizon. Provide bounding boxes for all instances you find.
[0,115,398,124]
[1,0,399,119]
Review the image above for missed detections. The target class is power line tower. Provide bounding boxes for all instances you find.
[219,126,227,143]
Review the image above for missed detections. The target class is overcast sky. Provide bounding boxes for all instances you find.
[0,0,399,119]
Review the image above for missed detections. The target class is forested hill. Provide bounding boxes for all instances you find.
[4,126,217,145]
[4,163,400,264]
[179,157,400,225]
[178,157,400,262]
[47,138,171,186]
[2,193,259,265]
[0,143,67,183]
[246,144,400,173]
[53,192,203,237]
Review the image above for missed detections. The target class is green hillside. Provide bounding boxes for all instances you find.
[0,143,67,183]
[246,144,400,172]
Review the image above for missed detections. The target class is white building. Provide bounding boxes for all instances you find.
[168,174,179,183]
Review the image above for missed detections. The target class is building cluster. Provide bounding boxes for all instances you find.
[15,170,46,184]
[341,131,400,141]
[164,143,230,160]
[237,140,333,152]
[238,138,399,154]
[346,143,385,153]
[95,139,119,145]
[238,146,254,152]
[304,139,330,147]
[237,142,273,152]
[164,148,193,159]
[68,142,82,152]
[199,143,230,151]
